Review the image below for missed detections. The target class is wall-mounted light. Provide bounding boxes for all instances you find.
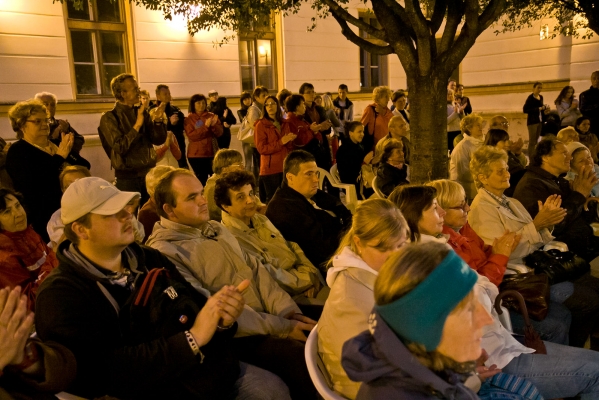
[259,46,266,56]
[540,24,549,40]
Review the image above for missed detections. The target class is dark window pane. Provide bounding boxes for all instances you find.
[241,66,255,92]
[103,64,126,94]
[360,67,366,88]
[257,67,273,89]
[100,32,125,63]
[67,0,90,20]
[239,40,254,66]
[97,0,121,22]
[370,67,380,87]
[359,50,364,67]
[370,53,379,67]
[71,31,94,63]
[74,64,98,94]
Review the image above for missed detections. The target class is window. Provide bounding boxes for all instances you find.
[238,16,277,92]
[359,14,387,90]
[66,0,128,96]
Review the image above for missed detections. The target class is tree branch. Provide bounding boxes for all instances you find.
[380,0,418,42]
[439,0,463,54]
[321,0,388,41]
[329,12,395,55]
[430,0,448,34]
[404,0,432,38]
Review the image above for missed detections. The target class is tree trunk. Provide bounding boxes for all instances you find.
[408,73,450,183]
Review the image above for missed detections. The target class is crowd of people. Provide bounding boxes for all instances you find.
[0,70,598,399]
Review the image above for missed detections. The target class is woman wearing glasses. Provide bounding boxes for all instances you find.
[255,96,296,203]
[6,99,74,242]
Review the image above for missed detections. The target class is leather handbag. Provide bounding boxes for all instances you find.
[523,249,589,285]
[499,272,550,321]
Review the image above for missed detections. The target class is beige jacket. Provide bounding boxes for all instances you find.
[468,188,553,266]
[146,218,300,338]
[221,212,322,295]
[317,247,377,399]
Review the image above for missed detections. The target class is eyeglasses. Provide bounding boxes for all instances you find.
[26,118,51,126]
[448,202,469,211]
[265,102,277,107]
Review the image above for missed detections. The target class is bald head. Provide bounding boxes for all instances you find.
[490,116,509,132]
[388,116,408,139]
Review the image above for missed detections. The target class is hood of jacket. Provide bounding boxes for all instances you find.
[326,246,378,287]
[342,311,477,399]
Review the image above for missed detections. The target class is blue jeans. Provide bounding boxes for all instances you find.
[502,340,599,399]
[510,281,575,345]
[234,362,291,400]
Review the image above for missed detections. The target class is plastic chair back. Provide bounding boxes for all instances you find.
[305,325,347,400]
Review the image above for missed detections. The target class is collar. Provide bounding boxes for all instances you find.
[482,188,511,208]
[158,217,219,240]
[221,212,253,233]
[526,165,564,181]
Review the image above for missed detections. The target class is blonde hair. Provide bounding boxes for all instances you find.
[146,165,176,197]
[373,86,392,103]
[212,149,243,175]
[470,146,509,188]
[8,99,47,139]
[321,94,335,111]
[460,113,483,135]
[557,127,579,144]
[329,198,408,267]
[426,180,465,210]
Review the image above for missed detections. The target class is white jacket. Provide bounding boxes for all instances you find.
[468,189,553,266]
[450,134,484,201]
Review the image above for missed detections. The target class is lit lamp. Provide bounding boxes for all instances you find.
[540,24,549,40]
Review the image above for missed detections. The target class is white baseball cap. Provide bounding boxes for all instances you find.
[61,177,140,224]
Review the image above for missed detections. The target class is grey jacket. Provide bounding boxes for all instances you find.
[146,218,300,338]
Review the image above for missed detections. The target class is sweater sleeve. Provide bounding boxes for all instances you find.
[255,121,284,155]
[523,95,540,115]
[360,106,375,136]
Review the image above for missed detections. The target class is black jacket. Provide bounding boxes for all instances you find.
[303,103,333,170]
[504,151,526,197]
[36,242,239,399]
[580,86,599,133]
[376,163,409,198]
[6,140,65,242]
[265,184,351,272]
[512,166,598,260]
[336,139,366,185]
[523,94,544,125]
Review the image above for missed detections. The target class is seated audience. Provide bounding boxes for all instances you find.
[469,146,599,349]
[484,127,526,196]
[0,286,77,398]
[360,86,393,151]
[335,121,366,194]
[556,126,579,144]
[138,165,175,242]
[255,96,296,203]
[575,116,599,163]
[565,141,599,197]
[47,166,144,247]
[555,85,582,127]
[37,177,290,399]
[513,137,599,261]
[318,199,408,399]
[390,184,572,346]
[266,151,352,273]
[387,116,411,164]
[183,93,223,185]
[450,113,485,202]
[215,170,324,302]
[0,188,57,312]
[7,99,74,242]
[373,137,409,198]
[35,92,90,169]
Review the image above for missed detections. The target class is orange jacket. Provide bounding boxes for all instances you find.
[255,118,293,176]
[184,111,223,158]
[360,103,393,149]
[0,225,58,311]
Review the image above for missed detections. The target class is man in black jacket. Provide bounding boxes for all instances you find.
[153,84,188,169]
[513,137,599,260]
[580,71,599,134]
[35,177,289,399]
[266,150,352,273]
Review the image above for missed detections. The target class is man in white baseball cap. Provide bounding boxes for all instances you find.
[34,177,289,399]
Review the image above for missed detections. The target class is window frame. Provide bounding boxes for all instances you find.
[358,13,388,91]
[238,15,278,92]
[63,0,131,99]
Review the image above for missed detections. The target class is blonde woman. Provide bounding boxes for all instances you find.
[317,199,408,399]
[360,86,394,151]
[449,113,485,202]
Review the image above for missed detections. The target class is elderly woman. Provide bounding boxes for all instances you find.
[6,99,74,242]
[468,145,599,349]
[360,86,394,151]
[318,198,408,399]
[373,137,409,197]
[450,113,485,202]
[389,190,599,399]
[255,96,296,203]
[205,149,247,222]
[183,93,223,185]
[215,170,323,299]
[0,188,58,312]
[484,129,526,197]
[565,142,599,197]
[342,243,496,399]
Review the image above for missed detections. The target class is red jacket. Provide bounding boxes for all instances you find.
[283,112,321,148]
[184,111,223,158]
[255,118,293,176]
[443,223,508,286]
[0,225,58,311]
[361,103,393,149]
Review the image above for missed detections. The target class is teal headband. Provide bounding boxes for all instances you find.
[375,250,477,351]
